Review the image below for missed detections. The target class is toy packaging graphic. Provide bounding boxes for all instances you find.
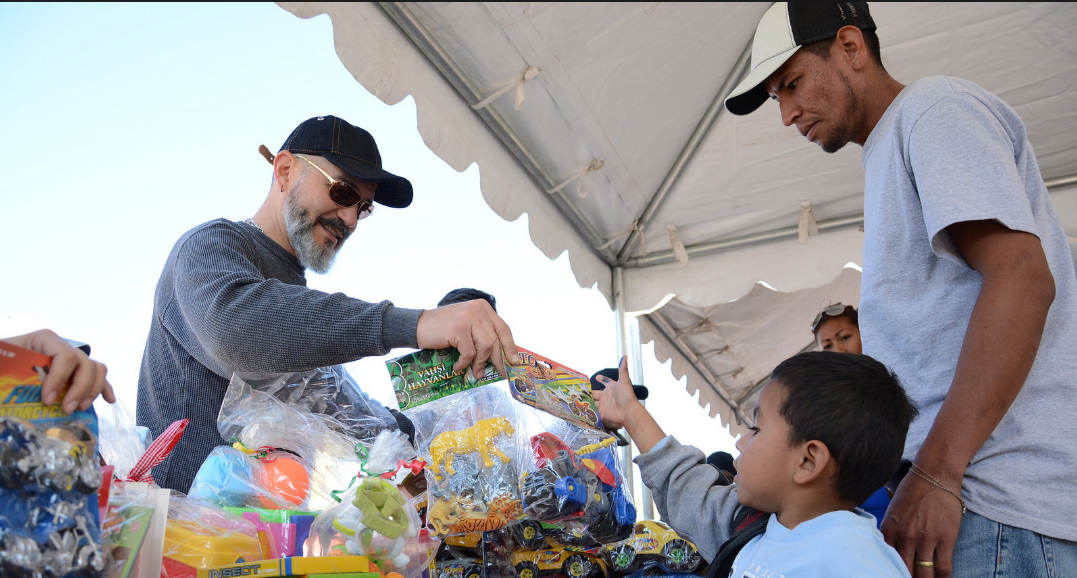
[195,554,382,578]
[103,502,156,578]
[507,348,603,431]
[387,349,502,411]
[387,347,603,432]
[0,340,109,578]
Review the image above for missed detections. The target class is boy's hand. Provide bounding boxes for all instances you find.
[2,329,116,414]
[592,356,640,430]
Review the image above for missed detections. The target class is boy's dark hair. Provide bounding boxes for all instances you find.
[438,287,497,312]
[801,28,885,72]
[770,351,916,504]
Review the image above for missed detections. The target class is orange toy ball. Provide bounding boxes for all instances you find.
[257,455,311,509]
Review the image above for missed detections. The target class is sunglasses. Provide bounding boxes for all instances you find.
[810,303,849,332]
[294,154,374,220]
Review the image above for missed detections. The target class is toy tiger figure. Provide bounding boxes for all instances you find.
[428,417,515,480]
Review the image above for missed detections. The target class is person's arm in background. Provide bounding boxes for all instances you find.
[593,356,741,558]
[1,328,116,414]
[882,220,1054,578]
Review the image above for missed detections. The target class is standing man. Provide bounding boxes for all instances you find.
[136,116,518,493]
[725,3,1077,577]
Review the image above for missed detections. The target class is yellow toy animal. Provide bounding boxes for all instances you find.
[428,417,514,480]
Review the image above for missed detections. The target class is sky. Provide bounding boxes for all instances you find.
[0,2,739,480]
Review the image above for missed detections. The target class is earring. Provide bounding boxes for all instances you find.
[280,184,284,192]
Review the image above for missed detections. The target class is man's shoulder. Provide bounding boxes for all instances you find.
[898,76,1008,124]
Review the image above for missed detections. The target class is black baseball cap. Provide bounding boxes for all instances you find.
[279,115,413,208]
[725,2,877,116]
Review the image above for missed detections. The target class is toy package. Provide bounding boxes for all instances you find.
[0,340,109,578]
[101,481,169,578]
[507,349,602,431]
[190,372,370,512]
[160,494,270,578]
[308,430,437,578]
[415,383,529,538]
[387,349,501,412]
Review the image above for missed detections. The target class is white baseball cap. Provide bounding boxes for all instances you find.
[725,2,877,116]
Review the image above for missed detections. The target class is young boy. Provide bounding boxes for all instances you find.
[593,351,916,577]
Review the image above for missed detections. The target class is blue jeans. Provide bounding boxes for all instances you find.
[952,510,1077,577]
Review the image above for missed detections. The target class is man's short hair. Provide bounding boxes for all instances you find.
[770,351,916,503]
[801,28,885,71]
[438,288,497,312]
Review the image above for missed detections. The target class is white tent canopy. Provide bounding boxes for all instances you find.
[280,2,1077,434]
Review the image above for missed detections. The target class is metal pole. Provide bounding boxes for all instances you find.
[612,267,640,518]
[626,314,655,520]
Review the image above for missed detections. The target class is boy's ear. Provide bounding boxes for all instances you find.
[792,440,832,485]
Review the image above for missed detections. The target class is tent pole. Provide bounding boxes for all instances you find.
[627,313,655,520]
[613,266,650,518]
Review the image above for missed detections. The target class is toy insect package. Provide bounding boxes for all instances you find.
[0,340,110,578]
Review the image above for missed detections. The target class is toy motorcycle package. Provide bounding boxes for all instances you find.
[518,422,636,547]
[192,372,366,512]
[417,383,530,538]
[0,340,109,578]
[308,430,438,578]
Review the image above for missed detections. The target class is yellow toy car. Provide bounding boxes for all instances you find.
[605,520,702,573]
[511,546,609,578]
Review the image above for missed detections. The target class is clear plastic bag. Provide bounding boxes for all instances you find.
[308,430,438,578]
[95,398,148,482]
[213,372,370,511]
[160,493,268,577]
[417,383,529,538]
[233,366,398,444]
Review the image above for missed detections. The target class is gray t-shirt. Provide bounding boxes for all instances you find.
[861,76,1077,541]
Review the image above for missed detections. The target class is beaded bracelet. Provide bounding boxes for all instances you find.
[910,463,967,514]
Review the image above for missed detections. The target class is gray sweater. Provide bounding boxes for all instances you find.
[135,219,422,492]
[636,436,742,560]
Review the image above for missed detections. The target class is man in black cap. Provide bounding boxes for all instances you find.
[720,3,1077,578]
[136,116,518,493]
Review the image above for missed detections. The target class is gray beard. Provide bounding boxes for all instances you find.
[283,190,346,274]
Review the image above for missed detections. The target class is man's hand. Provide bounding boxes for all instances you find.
[882,470,964,578]
[592,356,666,453]
[2,329,116,414]
[415,299,519,379]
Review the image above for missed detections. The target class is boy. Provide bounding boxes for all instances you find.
[593,351,916,577]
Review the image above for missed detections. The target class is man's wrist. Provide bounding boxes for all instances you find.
[913,441,968,488]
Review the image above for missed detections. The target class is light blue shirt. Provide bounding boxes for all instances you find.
[731,510,909,578]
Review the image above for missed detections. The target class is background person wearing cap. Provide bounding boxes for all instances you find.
[135,116,518,493]
[726,3,1077,576]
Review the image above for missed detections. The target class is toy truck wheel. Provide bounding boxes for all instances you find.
[517,520,547,550]
[515,561,540,578]
[563,554,595,578]
[663,539,701,572]
[610,545,637,572]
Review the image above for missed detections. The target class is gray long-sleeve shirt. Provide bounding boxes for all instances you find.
[636,436,742,560]
[135,219,422,492]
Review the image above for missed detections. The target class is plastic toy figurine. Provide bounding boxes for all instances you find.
[428,494,523,536]
[333,477,419,569]
[428,417,515,480]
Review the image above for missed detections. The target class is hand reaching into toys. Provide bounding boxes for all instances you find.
[1,329,116,414]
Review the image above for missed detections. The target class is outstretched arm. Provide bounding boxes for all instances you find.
[592,356,667,454]
[882,220,1054,578]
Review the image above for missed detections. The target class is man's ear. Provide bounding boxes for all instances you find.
[792,440,832,485]
[834,25,868,71]
[273,150,298,194]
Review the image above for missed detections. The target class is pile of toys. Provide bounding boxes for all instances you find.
[0,340,706,578]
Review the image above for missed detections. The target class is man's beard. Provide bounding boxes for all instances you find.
[283,189,352,274]
[819,71,861,154]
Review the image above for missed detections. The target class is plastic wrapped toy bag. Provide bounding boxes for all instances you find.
[518,422,636,547]
[232,366,398,443]
[160,494,268,578]
[308,430,438,578]
[0,340,110,578]
[416,383,529,537]
[210,372,369,511]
